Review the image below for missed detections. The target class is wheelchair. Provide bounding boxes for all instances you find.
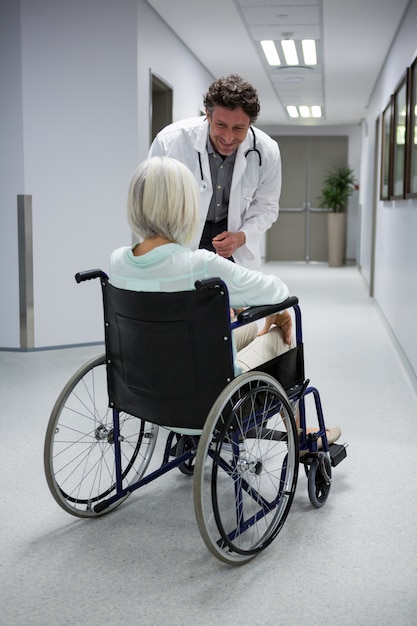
[44,270,347,565]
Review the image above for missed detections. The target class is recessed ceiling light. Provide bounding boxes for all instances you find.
[286,105,322,119]
[286,106,299,118]
[302,40,317,65]
[281,39,298,65]
[260,40,281,66]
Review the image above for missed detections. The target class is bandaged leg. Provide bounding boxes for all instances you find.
[236,327,295,373]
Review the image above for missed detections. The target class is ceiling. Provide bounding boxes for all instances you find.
[146,0,410,127]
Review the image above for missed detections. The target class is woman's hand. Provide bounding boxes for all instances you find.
[257,310,292,345]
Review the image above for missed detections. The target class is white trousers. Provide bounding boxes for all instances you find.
[233,322,295,373]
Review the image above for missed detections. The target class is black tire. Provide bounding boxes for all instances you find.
[44,354,158,517]
[194,372,299,564]
[176,435,197,476]
[307,453,332,508]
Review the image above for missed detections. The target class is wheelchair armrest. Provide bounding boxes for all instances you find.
[236,296,299,324]
[75,269,109,283]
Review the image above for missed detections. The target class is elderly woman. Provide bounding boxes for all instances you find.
[109,156,293,375]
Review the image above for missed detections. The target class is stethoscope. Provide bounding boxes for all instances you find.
[198,127,262,192]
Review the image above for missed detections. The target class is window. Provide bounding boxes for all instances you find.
[391,71,408,199]
[406,57,417,197]
[380,98,393,200]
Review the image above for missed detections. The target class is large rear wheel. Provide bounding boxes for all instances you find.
[194,372,299,564]
[44,354,158,517]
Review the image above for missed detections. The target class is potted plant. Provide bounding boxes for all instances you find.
[318,166,358,267]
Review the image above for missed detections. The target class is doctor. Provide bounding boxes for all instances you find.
[148,74,281,269]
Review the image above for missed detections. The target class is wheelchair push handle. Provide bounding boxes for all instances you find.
[75,269,109,283]
[195,277,227,291]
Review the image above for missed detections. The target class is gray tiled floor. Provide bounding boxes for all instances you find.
[1,263,416,625]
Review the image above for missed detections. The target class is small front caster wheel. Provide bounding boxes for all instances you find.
[177,436,197,476]
[307,453,332,508]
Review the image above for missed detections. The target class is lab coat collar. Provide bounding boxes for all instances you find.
[194,118,209,153]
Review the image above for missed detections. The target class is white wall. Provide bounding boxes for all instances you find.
[21,0,141,348]
[0,0,213,349]
[360,0,417,379]
[0,0,25,348]
[136,1,213,159]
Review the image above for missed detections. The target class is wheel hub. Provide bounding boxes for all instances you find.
[237,457,263,475]
[95,424,111,441]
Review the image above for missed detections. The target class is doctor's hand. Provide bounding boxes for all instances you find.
[257,310,292,346]
[212,230,246,259]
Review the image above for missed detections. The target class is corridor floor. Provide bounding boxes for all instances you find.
[1,263,416,626]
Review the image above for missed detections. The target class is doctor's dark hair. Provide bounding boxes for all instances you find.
[203,74,260,123]
[127,157,199,245]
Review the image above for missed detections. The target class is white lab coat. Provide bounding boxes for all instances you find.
[148,117,281,269]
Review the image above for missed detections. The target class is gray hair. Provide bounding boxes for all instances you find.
[127,157,199,245]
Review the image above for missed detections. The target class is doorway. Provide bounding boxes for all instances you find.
[267,135,348,262]
[150,71,173,144]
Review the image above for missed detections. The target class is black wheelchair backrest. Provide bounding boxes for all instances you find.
[100,276,234,430]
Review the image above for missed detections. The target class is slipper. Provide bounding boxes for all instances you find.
[325,426,341,445]
[299,426,341,454]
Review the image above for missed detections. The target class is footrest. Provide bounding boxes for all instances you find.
[329,443,347,467]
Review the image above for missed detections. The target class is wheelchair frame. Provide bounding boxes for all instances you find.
[44,270,346,565]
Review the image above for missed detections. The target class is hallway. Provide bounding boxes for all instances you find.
[1,263,416,625]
